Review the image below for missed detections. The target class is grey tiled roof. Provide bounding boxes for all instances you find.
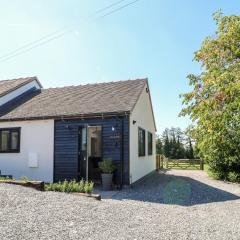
[0,78,147,120]
[0,77,37,97]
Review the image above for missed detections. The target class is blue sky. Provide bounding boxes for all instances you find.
[0,0,240,133]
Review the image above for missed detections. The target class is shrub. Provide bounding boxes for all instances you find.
[99,158,116,174]
[79,179,85,192]
[208,170,226,181]
[0,176,12,180]
[20,176,29,181]
[227,172,240,183]
[45,179,94,194]
[84,181,94,194]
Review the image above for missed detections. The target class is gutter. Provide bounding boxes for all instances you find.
[0,111,131,122]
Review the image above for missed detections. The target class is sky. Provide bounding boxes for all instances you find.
[0,0,240,134]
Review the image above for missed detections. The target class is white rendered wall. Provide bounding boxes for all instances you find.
[130,84,156,183]
[0,80,41,106]
[0,120,54,182]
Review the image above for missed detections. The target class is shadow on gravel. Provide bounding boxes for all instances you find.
[112,171,240,206]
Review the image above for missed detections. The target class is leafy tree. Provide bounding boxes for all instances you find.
[180,12,240,181]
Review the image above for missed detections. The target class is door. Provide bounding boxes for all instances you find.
[78,125,88,180]
[87,126,102,181]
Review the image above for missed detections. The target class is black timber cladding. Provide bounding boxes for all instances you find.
[54,117,129,185]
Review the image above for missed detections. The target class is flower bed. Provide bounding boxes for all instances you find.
[45,180,101,200]
[0,177,101,200]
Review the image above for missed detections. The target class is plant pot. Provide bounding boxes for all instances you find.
[101,173,113,191]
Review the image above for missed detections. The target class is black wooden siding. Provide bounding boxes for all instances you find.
[54,117,129,185]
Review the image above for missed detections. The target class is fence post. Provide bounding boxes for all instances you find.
[156,155,159,171]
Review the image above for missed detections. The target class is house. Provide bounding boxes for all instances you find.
[0,77,156,186]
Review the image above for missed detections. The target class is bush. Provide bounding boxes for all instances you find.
[84,181,94,194]
[45,179,94,194]
[20,176,29,181]
[227,172,240,183]
[99,158,116,173]
[208,169,227,181]
[0,176,12,180]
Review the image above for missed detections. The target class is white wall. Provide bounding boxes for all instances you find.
[0,120,54,182]
[0,80,41,106]
[130,84,156,183]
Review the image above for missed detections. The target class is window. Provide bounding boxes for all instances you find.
[148,132,153,155]
[0,128,20,153]
[138,127,145,156]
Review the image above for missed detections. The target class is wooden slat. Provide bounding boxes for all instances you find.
[156,156,204,170]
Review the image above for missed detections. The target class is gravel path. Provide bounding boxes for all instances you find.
[0,170,240,240]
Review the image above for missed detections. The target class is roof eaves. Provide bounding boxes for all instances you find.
[0,76,42,98]
[129,78,148,113]
[0,111,131,122]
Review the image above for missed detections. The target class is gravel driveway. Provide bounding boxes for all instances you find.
[0,170,240,240]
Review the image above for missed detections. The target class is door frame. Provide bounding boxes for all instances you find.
[78,124,89,181]
[78,124,104,181]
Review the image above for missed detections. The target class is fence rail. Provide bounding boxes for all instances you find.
[156,155,204,170]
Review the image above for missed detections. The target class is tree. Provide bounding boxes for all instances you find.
[184,126,195,159]
[185,137,194,159]
[175,128,185,158]
[160,127,188,159]
[156,135,163,154]
[162,128,171,157]
[180,12,240,181]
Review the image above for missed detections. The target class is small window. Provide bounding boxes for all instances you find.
[138,127,145,156]
[0,128,20,153]
[148,132,153,155]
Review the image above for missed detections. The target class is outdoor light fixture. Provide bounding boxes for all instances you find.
[112,123,119,131]
[133,120,137,125]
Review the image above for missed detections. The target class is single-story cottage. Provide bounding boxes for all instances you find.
[0,77,156,186]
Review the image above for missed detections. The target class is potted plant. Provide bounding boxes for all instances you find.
[99,158,116,191]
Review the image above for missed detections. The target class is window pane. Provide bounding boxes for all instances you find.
[1,131,9,151]
[148,132,153,155]
[89,126,102,157]
[138,128,145,156]
[0,128,20,153]
[11,131,19,150]
[81,127,87,151]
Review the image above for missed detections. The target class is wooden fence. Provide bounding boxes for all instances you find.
[156,154,164,170]
[156,155,204,170]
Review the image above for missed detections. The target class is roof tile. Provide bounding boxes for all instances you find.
[0,77,37,97]
[0,78,147,120]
